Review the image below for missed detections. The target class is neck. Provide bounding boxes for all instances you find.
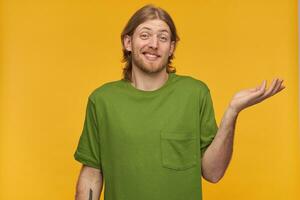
[130,66,169,91]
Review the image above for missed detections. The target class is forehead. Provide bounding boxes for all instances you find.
[135,19,171,34]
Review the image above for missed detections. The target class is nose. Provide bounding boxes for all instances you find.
[148,35,158,49]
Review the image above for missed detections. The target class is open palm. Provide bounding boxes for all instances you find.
[229,78,285,114]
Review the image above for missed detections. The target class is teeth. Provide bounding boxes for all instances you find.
[142,51,160,61]
[146,53,157,57]
[144,53,159,61]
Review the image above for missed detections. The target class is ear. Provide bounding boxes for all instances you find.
[123,35,132,52]
[169,41,175,57]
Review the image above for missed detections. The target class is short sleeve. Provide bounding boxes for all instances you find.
[199,89,218,158]
[74,97,102,170]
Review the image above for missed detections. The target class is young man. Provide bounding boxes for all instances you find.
[74,4,285,200]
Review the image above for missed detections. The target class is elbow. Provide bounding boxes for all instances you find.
[207,176,222,184]
[203,175,222,184]
[202,171,224,184]
[201,161,228,184]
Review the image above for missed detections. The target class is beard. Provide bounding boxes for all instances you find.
[131,49,169,74]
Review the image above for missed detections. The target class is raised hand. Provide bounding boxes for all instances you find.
[229,78,285,114]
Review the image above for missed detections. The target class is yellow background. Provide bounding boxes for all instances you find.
[1,0,299,199]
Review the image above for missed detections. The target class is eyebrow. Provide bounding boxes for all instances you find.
[138,27,170,34]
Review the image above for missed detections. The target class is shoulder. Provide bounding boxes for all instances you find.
[175,73,210,94]
[87,79,123,102]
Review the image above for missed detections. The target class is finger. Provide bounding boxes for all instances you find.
[249,81,264,92]
[262,78,278,98]
[271,84,286,97]
[254,79,277,103]
[257,79,285,102]
[260,80,267,91]
[271,79,284,95]
[255,80,267,93]
[276,83,286,92]
[248,80,266,96]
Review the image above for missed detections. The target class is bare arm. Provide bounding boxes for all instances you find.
[75,165,103,200]
[201,107,237,183]
[201,78,285,183]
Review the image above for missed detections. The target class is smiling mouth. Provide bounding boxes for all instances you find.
[142,52,161,61]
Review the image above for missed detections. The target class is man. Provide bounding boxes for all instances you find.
[74,4,285,200]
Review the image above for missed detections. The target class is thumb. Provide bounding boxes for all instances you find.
[249,80,266,92]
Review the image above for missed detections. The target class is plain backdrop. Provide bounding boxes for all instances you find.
[0,0,299,199]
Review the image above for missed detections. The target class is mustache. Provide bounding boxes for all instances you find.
[141,49,161,56]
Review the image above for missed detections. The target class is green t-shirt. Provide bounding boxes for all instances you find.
[74,72,218,200]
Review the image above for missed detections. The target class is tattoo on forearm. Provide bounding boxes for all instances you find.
[89,189,93,200]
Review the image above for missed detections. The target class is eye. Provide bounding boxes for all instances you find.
[140,33,150,40]
[159,35,169,42]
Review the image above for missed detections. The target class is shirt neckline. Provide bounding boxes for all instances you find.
[121,72,176,96]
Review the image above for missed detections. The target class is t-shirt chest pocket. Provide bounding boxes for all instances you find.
[160,130,197,170]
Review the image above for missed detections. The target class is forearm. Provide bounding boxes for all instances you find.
[201,106,239,183]
[75,166,103,200]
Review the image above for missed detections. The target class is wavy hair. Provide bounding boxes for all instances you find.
[121,4,180,82]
